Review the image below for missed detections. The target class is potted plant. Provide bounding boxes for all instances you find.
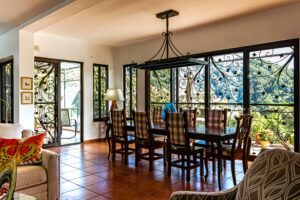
[258,129,274,149]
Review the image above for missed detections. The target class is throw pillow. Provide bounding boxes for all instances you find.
[17,134,45,165]
[0,138,20,166]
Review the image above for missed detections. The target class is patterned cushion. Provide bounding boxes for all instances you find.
[206,109,226,130]
[235,149,300,200]
[134,112,149,139]
[153,107,163,125]
[0,138,20,166]
[167,113,186,145]
[111,110,125,137]
[17,134,44,166]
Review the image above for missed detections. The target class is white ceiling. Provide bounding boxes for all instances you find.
[0,0,65,35]
[16,0,300,47]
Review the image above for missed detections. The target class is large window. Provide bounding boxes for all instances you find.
[93,64,108,121]
[147,39,299,151]
[123,64,137,118]
[0,59,13,123]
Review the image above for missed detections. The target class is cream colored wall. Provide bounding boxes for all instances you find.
[34,32,115,140]
[0,29,20,123]
[19,30,35,130]
[114,3,300,112]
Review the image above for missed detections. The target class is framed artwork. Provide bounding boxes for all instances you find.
[21,92,33,104]
[21,77,33,90]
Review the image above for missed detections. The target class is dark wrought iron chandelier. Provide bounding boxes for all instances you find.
[137,9,207,70]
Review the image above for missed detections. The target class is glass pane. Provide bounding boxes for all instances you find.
[60,61,81,145]
[209,52,244,126]
[150,69,171,110]
[34,61,57,145]
[250,46,295,150]
[210,53,243,104]
[1,61,13,123]
[93,66,99,119]
[124,66,137,117]
[100,66,108,118]
[250,47,294,104]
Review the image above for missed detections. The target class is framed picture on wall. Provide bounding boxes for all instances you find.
[21,77,33,90]
[21,92,33,104]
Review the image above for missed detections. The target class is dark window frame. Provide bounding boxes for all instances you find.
[145,39,299,152]
[0,58,14,123]
[123,63,138,118]
[93,64,109,121]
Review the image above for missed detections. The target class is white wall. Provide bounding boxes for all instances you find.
[19,31,35,130]
[0,29,20,123]
[114,3,300,112]
[34,32,115,140]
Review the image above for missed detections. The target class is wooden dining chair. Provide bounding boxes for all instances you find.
[194,108,228,175]
[111,110,135,164]
[179,108,197,129]
[220,114,253,185]
[166,111,204,182]
[152,107,163,125]
[132,111,166,171]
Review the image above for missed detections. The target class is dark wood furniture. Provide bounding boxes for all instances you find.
[179,108,197,129]
[105,116,236,189]
[152,107,163,125]
[165,112,204,182]
[219,114,253,185]
[194,108,228,174]
[110,110,135,164]
[132,111,166,171]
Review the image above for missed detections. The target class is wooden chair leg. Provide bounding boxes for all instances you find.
[149,147,154,171]
[135,143,139,168]
[163,145,166,167]
[205,156,209,179]
[181,154,185,180]
[231,158,237,185]
[200,151,204,178]
[167,149,171,176]
[112,140,116,162]
[212,158,216,173]
[124,143,128,165]
[186,154,191,182]
[223,159,227,169]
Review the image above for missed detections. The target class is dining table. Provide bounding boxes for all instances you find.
[103,118,236,190]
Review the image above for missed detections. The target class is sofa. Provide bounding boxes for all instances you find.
[170,149,300,200]
[0,124,59,200]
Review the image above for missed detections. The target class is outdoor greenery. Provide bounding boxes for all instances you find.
[149,46,295,149]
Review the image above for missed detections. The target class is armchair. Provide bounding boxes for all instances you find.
[171,149,300,200]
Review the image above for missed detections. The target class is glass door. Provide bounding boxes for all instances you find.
[60,61,82,145]
[34,59,60,146]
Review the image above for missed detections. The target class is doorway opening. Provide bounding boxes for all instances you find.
[34,57,83,147]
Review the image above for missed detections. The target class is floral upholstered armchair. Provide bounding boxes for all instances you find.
[170,149,300,200]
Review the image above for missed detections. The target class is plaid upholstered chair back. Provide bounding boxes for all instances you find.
[166,112,187,146]
[133,111,149,140]
[152,107,163,125]
[180,108,197,129]
[206,109,227,131]
[111,110,125,137]
[234,114,253,152]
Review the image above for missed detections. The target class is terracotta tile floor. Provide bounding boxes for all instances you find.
[49,142,245,200]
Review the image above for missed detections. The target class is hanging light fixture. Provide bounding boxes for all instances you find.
[137,9,207,70]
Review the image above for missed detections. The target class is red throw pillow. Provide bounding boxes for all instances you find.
[17,134,45,165]
[0,138,20,166]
